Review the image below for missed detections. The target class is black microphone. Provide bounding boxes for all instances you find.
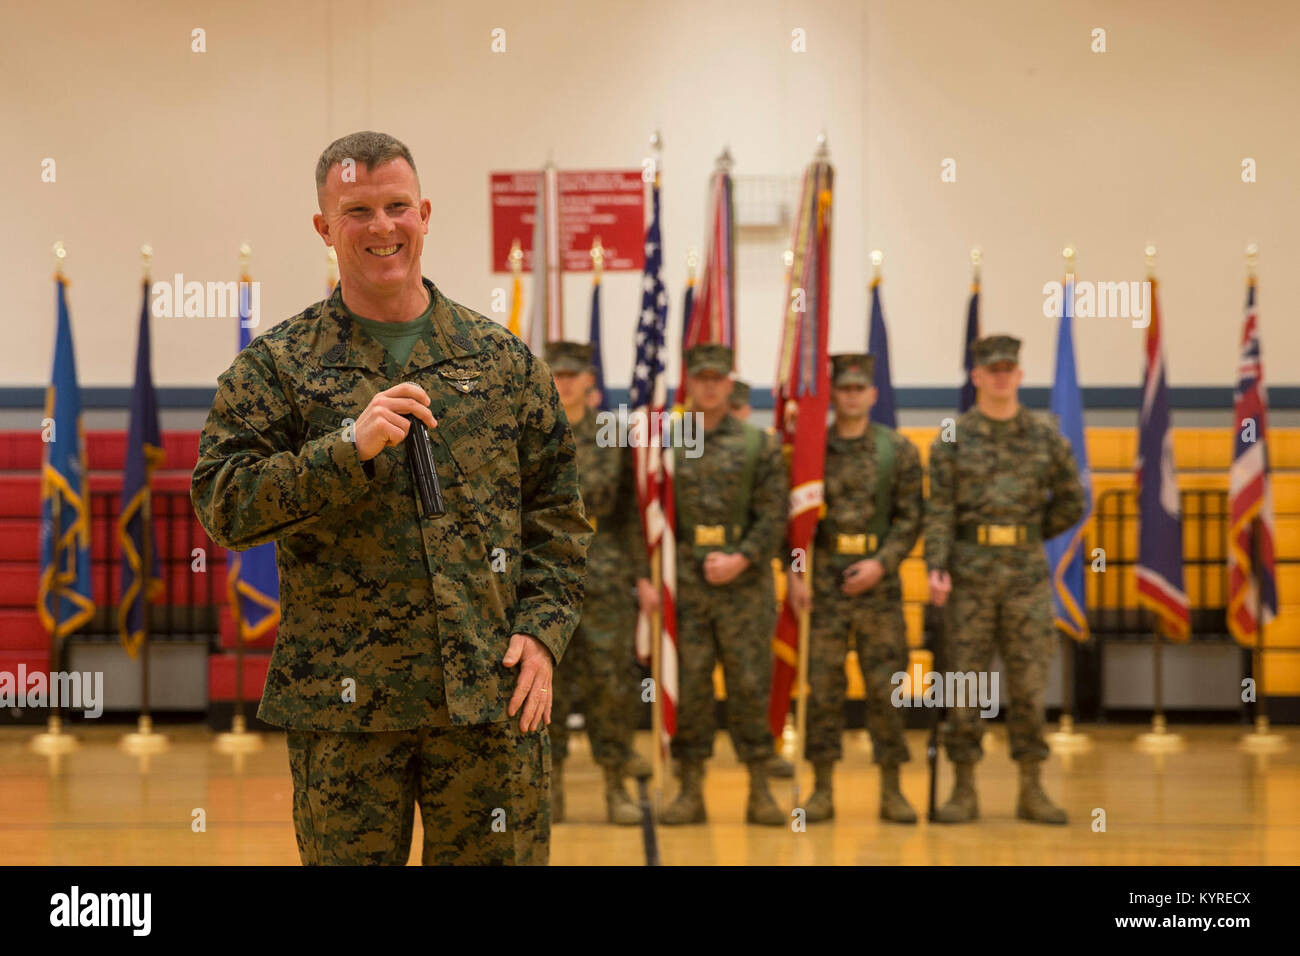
[403,413,445,518]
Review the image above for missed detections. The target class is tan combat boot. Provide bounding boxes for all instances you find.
[1016,760,1068,825]
[803,760,835,823]
[659,760,707,825]
[878,764,917,824]
[624,751,653,780]
[551,759,565,824]
[746,759,786,826]
[604,766,643,826]
[934,761,978,823]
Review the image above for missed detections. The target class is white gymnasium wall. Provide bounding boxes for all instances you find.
[2,0,1296,395]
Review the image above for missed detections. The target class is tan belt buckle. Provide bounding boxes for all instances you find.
[695,524,726,547]
[836,533,868,555]
[981,524,1021,546]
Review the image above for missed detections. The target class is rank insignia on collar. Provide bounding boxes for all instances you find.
[323,344,347,363]
[452,332,473,351]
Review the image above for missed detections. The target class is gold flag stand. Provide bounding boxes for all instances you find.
[1135,629,1185,753]
[122,244,169,758]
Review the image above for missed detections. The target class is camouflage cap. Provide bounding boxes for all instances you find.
[729,380,751,407]
[685,343,734,376]
[544,340,594,373]
[971,334,1021,367]
[831,353,874,387]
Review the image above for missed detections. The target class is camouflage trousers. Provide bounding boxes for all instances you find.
[287,720,550,866]
[807,565,911,766]
[672,567,776,764]
[548,587,639,766]
[943,543,1055,765]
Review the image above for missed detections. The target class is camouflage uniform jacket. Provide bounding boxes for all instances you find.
[569,411,648,596]
[814,425,923,577]
[673,414,788,584]
[924,405,1085,573]
[191,279,591,731]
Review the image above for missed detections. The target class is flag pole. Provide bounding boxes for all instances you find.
[1136,244,1184,754]
[122,243,169,757]
[32,243,79,759]
[1237,244,1285,755]
[1048,245,1091,754]
[217,243,264,757]
[649,544,665,814]
[792,544,813,812]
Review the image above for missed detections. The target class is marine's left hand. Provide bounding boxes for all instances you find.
[841,559,884,596]
[504,634,554,732]
[703,551,750,586]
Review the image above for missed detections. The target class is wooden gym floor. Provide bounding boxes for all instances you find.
[0,724,1296,865]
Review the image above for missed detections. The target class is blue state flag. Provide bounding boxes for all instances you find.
[589,272,610,412]
[959,277,979,413]
[227,276,280,640]
[118,280,165,657]
[1043,277,1092,639]
[868,277,897,428]
[38,277,95,638]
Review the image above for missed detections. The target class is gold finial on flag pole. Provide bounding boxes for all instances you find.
[52,241,67,278]
[688,247,700,277]
[783,248,793,271]
[871,249,883,283]
[141,244,153,282]
[715,145,733,173]
[1144,244,1157,279]
[509,238,522,276]
[239,242,252,277]
[1246,242,1259,279]
[590,235,604,281]
[815,130,829,160]
[1063,245,1076,277]
[970,246,982,281]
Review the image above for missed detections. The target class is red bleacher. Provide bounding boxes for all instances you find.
[0,430,271,712]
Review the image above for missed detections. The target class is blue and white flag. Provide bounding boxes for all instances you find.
[1044,275,1092,640]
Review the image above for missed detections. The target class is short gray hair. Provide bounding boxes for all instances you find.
[315,131,419,196]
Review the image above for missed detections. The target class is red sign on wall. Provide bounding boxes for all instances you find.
[490,170,646,273]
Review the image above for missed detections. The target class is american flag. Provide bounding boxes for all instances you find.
[631,176,677,739]
[1134,277,1190,639]
[1228,277,1278,646]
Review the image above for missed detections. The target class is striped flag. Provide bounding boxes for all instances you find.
[526,163,563,352]
[1227,277,1278,646]
[960,271,980,413]
[227,274,280,641]
[868,277,897,428]
[588,269,610,412]
[1134,278,1190,639]
[37,277,95,638]
[1044,274,1092,640]
[630,175,677,739]
[677,153,735,405]
[117,279,165,657]
[769,153,834,737]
